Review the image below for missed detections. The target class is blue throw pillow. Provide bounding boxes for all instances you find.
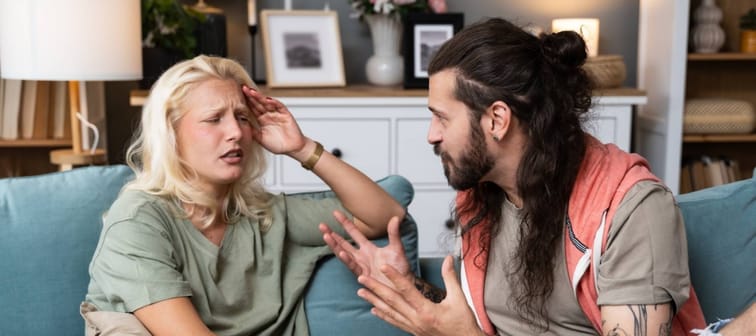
[676,170,756,323]
[300,175,418,336]
[0,165,134,336]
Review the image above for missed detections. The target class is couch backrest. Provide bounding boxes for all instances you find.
[676,170,756,323]
[0,165,134,336]
[0,165,419,336]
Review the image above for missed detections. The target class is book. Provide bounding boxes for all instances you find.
[1,79,23,140]
[51,81,70,139]
[679,162,693,194]
[0,79,4,134]
[32,81,52,139]
[20,80,38,139]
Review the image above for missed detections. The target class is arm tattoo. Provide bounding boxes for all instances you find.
[603,305,672,336]
[628,305,648,336]
[656,304,673,336]
[413,276,446,303]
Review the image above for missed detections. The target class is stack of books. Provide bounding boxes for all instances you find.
[680,156,742,193]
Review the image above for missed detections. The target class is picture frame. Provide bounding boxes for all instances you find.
[403,13,464,89]
[260,10,346,88]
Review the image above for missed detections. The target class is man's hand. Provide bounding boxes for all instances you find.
[319,210,411,287]
[357,256,485,336]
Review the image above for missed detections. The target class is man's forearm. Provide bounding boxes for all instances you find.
[413,276,447,303]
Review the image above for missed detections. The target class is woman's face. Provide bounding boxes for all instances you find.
[175,78,254,195]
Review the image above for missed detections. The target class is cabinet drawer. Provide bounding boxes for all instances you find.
[396,118,448,186]
[410,190,457,257]
[279,118,391,187]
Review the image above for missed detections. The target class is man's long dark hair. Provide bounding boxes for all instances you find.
[428,18,593,330]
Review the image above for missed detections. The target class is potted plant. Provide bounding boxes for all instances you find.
[740,8,756,53]
[140,0,205,88]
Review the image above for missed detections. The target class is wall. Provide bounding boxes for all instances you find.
[105,0,640,163]
[192,0,639,86]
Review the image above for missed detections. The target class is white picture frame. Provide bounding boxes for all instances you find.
[260,10,346,88]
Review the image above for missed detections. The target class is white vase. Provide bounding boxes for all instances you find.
[691,0,725,53]
[364,15,404,86]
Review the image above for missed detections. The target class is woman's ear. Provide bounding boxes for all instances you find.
[487,101,511,142]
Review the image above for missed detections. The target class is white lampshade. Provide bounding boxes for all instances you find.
[552,18,600,57]
[0,0,142,81]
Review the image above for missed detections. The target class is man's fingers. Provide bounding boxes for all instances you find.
[386,216,405,253]
[440,255,463,300]
[333,210,372,247]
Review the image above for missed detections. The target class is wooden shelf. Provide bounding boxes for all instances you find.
[683,133,756,143]
[130,87,645,107]
[0,139,71,148]
[688,52,756,61]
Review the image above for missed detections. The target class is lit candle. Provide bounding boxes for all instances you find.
[551,18,600,57]
[247,0,256,26]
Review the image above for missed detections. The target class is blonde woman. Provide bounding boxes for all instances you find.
[83,55,405,336]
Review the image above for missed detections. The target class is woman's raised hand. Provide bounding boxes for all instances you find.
[242,85,306,155]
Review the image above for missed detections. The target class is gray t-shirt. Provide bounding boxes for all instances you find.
[485,181,690,335]
[85,189,349,336]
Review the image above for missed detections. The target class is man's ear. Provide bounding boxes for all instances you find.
[487,101,511,142]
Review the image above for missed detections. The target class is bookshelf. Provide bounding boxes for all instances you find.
[680,0,756,191]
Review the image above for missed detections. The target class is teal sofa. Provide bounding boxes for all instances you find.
[0,165,753,335]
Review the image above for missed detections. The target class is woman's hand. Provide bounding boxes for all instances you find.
[242,85,307,155]
[319,211,411,288]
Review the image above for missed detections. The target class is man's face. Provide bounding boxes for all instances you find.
[427,70,495,190]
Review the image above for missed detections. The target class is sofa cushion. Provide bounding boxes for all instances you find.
[0,165,134,336]
[676,170,756,323]
[303,175,418,336]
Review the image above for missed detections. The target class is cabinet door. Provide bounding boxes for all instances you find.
[585,105,633,152]
[279,118,391,188]
[396,118,447,185]
[410,190,458,257]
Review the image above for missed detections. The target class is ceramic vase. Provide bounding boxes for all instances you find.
[691,0,725,53]
[364,15,404,86]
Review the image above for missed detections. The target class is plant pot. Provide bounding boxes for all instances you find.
[741,30,756,53]
[139,47,186,90]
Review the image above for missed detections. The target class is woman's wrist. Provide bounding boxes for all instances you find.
[301,141,324,170]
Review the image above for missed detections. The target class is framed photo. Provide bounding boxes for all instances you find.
[403,13,464,89]
[260,10,346,88]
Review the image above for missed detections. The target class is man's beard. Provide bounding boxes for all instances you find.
[434,124,495,190]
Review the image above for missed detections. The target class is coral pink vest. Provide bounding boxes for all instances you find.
[458,137,705,335]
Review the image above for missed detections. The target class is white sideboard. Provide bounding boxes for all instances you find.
[131,87,647,257]
[262,87,646,257]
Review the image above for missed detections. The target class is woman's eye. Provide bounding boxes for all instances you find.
[236,114,250,122]
[204,117,221,123]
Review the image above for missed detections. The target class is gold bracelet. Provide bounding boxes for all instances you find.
[301,141,324,170]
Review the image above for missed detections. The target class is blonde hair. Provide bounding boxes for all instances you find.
[125,55,272,230]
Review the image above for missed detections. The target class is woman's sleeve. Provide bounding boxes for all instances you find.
[88,204,191,313]
[281,194,352,246]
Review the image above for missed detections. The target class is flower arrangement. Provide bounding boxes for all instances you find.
[348,0,447,19]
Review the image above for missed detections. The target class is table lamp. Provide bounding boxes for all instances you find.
[0,0,142,169]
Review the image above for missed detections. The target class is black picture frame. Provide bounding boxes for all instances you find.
[403,13,464,89]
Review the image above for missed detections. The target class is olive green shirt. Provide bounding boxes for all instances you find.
[85,189,349,336]
[485,181,690,335]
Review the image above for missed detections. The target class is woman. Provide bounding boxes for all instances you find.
[83,55,405,335]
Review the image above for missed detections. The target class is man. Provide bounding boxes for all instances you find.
[320,18,705,335]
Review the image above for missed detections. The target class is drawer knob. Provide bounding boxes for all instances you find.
[331,148,342,158]
[445,218,455,229]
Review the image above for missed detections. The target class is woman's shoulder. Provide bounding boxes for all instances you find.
[105,189,176,228]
